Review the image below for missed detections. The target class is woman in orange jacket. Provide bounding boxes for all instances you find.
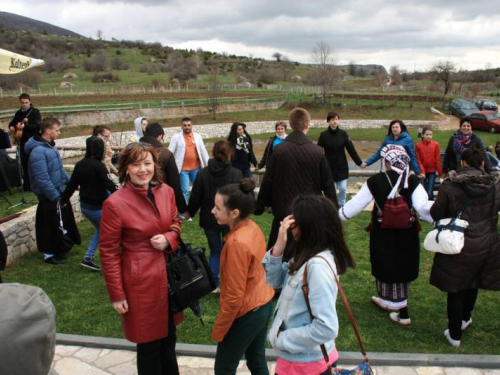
[211,178,275,375]
[415,127,442,200]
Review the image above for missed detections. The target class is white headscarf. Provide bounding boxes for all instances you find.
[133,117,145,142]
[380,144,410,199]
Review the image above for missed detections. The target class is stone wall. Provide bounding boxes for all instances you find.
[56,118,446,152]
[0,101,285,128]
[1,194,82,267]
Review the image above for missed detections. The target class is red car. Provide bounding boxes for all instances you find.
[470,111,500,133]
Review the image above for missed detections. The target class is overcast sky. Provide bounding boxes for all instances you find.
[3,1,500,71]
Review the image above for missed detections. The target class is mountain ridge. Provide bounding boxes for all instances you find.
[0,11,83,38]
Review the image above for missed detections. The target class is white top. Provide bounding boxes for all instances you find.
[168,131,209,172]
[339,182,434,223]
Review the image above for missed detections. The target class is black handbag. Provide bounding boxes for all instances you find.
[167,239,216,314]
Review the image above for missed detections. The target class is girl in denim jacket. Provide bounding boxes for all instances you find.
[263,195,356,375]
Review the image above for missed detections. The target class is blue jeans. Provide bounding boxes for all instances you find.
[423,173,436,200]
[203,227,229,287]
[80,206,102,260]
[334,179,348,207]
[180,169,200,203]
[240,167,252,178]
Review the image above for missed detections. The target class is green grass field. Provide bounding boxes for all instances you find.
[3,212,500,354]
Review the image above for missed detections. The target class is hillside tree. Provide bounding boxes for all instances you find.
[206,60,221,119]
[310,41,339,104]
[389,65,402,85]
[432,60,456,96]
[272,52,283,62]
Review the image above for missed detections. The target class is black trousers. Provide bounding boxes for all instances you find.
[136,312,178,375]
[19,142,30,191]
[447,288,479,340]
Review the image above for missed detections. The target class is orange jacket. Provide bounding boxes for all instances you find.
[211,219,275,342]
[416,140,442,175]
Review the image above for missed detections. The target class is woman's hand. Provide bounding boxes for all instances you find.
[272,215,295,257]
[360,162,368,169]
[112,299,129,314]
[150,234,169,251]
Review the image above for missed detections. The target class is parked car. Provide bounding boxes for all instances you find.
[470,111,500,133]
[449,98,479,118]
[474,99,498,111]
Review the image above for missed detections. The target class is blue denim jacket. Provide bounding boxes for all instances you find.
[262,249,339,363]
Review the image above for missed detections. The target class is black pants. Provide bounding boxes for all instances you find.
[137,312,178,375]
[19,143,30,191]
[447,288,479,340]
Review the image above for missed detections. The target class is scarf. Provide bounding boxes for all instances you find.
[380,144,410,199]
[452,131,473,154]
[276,134,287,140]
[236,135,250,154]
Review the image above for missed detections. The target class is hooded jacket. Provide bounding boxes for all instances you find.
[61,138,117,209]
[25,136,69,202]
[133,117,145,142]
[365,131,421,174]
[430,168,500,293]
[187,158,243,229]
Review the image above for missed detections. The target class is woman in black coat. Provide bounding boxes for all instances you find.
[340,145,433,326]
[227,122,257,178]
[430,148,500,347]
[443,117,491,175]
[185,141,243,287]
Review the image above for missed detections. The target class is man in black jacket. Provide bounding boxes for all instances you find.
[9,93,41,191]
[256,108,337,258]
[140,123,187,214]
[318,112,362,207]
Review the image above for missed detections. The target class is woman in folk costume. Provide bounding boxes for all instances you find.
[339,145,433,326]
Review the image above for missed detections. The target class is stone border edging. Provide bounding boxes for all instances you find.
[56,333,500,369]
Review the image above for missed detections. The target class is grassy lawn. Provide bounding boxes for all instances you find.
[3,212,500,354]
[0,188,38,218]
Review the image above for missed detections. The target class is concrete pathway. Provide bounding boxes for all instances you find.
[50,345,500,375]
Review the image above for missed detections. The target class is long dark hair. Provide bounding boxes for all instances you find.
[227,122,253,148]
[288,195,356,275]
[387,119,408,136]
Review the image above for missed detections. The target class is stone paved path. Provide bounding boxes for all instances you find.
[50,345,500,375]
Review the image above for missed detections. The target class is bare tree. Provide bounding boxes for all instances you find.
[389,65,402,86]
[310,41,339,104]
[432,60,456,96]
[281,56,295,81]
[272,52,283,62]
[97,29,103,40]
[375,69,388,87]
[348,61,357,76]
[206,61,221,120]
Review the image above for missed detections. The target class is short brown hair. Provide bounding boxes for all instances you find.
[212,140,233,163]
[118,144,164,185]
[289,108,310,131]
[19,93,30,101]
[275,121,287,131]
[40,117,61,134]
[422,126,433,135]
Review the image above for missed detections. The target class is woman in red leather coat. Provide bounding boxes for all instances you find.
[100,143,182,375]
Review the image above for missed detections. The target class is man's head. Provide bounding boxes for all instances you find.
[181,117,192,134]
[40,117,61,142]
[326,112,339,130]
[19,93,31,111]
[145,123,165,142]
[289,108,311,133]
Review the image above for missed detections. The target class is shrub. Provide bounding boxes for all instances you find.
[92,72,120,83]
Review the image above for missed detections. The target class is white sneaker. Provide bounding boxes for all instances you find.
[444,329,461,347]
[461,318,472,331]
[389,312,412,326]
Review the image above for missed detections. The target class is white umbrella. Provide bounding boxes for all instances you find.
[0,48,45,74]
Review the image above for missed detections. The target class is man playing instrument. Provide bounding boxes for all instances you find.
[9,93,42,191]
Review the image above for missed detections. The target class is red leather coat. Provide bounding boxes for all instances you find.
[100,182,182,344]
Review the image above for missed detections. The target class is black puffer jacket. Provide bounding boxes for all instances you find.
[430,168,500,293]
[187,159,243,229]
[317,127,362,181]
